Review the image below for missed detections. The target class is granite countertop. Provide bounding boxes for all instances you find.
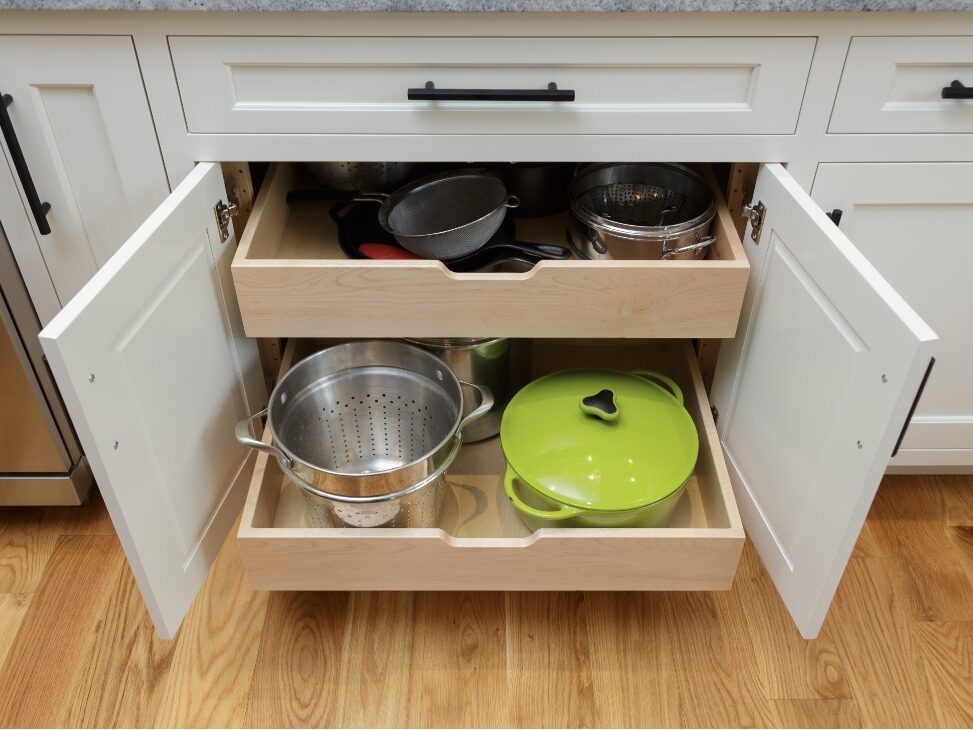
[3,0,971,11]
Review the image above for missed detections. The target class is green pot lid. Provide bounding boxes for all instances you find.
[500,369,699,512]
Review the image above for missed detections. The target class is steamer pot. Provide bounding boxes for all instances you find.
[235,340,493,528]
[568,163,717,261]
[402,337,527,442]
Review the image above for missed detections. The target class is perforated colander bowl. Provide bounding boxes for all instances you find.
[235,341,494,528]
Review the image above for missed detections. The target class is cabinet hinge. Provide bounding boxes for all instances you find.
[741,200,766,244]
[710,404,720,422]
[214,199,239,243]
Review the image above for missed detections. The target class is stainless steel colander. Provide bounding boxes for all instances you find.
[356,169,519,259]
[235,340,493,528]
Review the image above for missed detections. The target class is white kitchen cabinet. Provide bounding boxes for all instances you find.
[0,35,169,319]
[812,163,973,471]
[39,159,935,641]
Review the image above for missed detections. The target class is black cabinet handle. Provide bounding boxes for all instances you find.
[892,357,935,458]
[0,93,51,235]
[941,80,973,100]
[408,81,575,102]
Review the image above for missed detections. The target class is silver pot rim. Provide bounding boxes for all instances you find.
[402,336,506,348]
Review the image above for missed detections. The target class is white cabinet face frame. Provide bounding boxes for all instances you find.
[0,35,171,322]
[40,158,936,640]
[812,162,973,471]
[711,163,936,639]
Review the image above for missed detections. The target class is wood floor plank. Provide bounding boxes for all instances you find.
[827,556,940,727]
[735,543,852,700]
[64,561,177,728]
[864,479,973,622]
[585,592,679,728]
[244,591,350,728]
[912,621,973,728]
[947,525,973,585]
[504,592,600,729]
[0,508,63,593]
[662,590,782,728]
[0,593,30,669]
[333,592,416,728]
[46,489,116,536]
[406,592,508,728]
[773,699,863,728]
[0,535,125,727]
[153,532,269,728]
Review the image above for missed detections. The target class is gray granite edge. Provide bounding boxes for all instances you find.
[4,0,973,10]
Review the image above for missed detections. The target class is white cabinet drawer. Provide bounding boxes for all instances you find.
[237,338,744,592]
[169,36,816,136]
[831,37,973,134]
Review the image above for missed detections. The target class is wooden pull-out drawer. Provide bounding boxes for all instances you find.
[231,163,749,339]
[831,37,973,134]
[237,338,745,592]
[169,36,815,137]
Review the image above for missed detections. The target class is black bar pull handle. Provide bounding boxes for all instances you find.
[892,357,935,458]
[942,80,973,100]
[0,93,51,235]
[408,81,575,103]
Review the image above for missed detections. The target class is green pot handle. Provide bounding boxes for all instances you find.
[503,467,584,522]
[628,369,684,406]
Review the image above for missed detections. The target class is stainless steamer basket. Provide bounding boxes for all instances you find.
[235,341,493,527]
[569,163,717,260]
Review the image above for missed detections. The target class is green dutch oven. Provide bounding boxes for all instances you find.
[500,369,699,529]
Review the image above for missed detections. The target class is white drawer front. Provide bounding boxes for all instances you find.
[831,37,973,134]
[169,36,815,136]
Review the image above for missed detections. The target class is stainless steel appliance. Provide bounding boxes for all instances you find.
[0,222,90,505]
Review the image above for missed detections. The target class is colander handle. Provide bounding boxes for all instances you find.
[234,408,290,462]
[458,381,495,436]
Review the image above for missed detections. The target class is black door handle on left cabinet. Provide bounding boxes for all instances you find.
[0,93,51,235]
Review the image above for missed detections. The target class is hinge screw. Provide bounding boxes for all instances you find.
[857,440,863,449]
[112,441,119,450]
[881,374,888,383]
[88,373,95,383]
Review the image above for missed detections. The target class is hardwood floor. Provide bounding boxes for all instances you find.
[0,474,971,728]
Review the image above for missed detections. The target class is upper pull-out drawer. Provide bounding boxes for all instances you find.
[169,36,816,136]
[231,162,749,340]
[831,37,973,134]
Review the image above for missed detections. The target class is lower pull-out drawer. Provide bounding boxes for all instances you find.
[232,163,750,339]
[237,338,745,592]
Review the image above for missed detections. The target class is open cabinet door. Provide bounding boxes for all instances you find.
[40,163,265,639]
[710,164,936,639]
